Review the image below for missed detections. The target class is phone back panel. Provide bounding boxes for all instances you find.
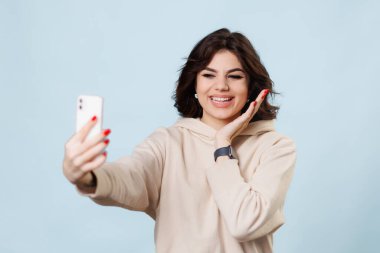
[76,95,103,141]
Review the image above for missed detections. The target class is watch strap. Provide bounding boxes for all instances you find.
[214,146,234,161]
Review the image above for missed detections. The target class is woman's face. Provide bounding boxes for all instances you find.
[195,50,249,129]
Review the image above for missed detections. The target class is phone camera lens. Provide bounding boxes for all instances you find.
[79,105,82,110]
[79,98,82,103]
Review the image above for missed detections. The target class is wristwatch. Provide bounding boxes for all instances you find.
[214,145,235,161]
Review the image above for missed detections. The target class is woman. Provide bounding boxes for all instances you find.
[63,28,296,253]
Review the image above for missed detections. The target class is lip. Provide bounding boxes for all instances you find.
[209,95,234,99]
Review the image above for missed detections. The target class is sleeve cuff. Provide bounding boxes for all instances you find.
[76,163,114,200]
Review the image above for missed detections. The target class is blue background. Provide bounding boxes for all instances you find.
[1,0,379,252]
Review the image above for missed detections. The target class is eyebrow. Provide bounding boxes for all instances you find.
[203,67,245,74]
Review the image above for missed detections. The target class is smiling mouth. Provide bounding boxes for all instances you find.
[210,96,234,102]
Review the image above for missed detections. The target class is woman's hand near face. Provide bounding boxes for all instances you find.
[215,89,269,148]
[62,117,111,190]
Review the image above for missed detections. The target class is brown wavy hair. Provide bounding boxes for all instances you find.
[172,28,279,122]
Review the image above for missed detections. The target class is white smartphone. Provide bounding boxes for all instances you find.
[76,95,103,141]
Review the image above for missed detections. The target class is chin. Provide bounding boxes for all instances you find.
[210,111,241,122]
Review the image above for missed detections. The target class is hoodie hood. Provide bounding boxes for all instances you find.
[173,117,275,142]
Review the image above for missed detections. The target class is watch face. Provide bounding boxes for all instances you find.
[228,146,236,159]
[228,148,234,159]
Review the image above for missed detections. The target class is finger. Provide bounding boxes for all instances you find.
[247,101,258,122]
[239,101,258,129]
[76,128,111,157]
[72,115,98,144]
[246,100,256,119]
[250,89,269,115]
[238,101,256,124]
[72,140,109,168]
[81,152,107,173]
[66,128,111,163]
[258,89,269,100]
[255,89,269,106]
[228,101,256,139]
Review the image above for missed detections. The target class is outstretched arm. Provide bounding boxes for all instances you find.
[77,129,166,217]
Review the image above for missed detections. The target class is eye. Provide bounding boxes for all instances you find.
[202,73,215,78]
[228,75,243,79]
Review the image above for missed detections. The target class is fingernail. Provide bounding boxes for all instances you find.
[254,101,257,106]
[104,139,110,145]
[91,116,97,121]
[103,129,111,136]
[103,151,107,157]
[261,89,269,99]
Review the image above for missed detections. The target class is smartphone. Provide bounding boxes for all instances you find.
[76,95,103,141]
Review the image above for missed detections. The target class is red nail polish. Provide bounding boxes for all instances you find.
[103,151,107,157]
[103,129,111,136]
[254,101,257,106]
[104,139,110,145]
[261,89,269,99]
[91,116,97,121]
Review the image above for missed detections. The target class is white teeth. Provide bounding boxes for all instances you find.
[211,97,233,102]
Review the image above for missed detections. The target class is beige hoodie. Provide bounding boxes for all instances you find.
[78,117,296,253]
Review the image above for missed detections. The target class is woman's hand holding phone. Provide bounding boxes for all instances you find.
[62,116,111,191]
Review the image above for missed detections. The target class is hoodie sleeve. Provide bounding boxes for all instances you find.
[77,128,166,217]
[205,135,296,242]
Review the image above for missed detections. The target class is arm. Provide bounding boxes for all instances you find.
[77,129,166,216]
[206,137,296,241]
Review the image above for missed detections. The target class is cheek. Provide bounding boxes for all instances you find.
[236,83,249,99]
[243,81,249,98]
[195,78,207,107]
[195,78,210,95]
[195,76,201,93]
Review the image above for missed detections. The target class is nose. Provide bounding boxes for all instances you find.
[214,76,229,91]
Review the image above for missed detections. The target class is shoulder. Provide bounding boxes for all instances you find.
[145,127,171,144]
[257,131,297,163]
[242,120,296,151]
[260,131,296,148]
[144,121,185,146]
[244,120,296,154]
